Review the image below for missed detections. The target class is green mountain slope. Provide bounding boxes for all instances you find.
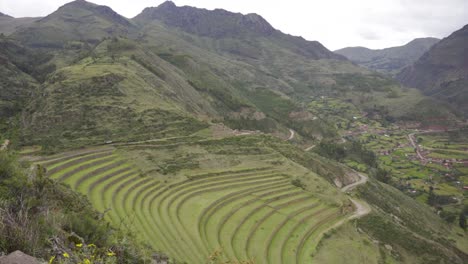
[21,38,215,149]
[397,25,468,116]
[0,37,51,120]
[335,38,439,75]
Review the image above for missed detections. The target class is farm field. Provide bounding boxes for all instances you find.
[32,135,353,263]
[358,129,468,211]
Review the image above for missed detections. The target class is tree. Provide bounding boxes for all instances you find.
[460,212,467,230]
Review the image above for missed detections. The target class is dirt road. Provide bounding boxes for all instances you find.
[341,173,368,193]
[313,172,371,248]
[287,129,296,141]
[348,198,371,219]
[1,140,10,151]
[341,173,371,219]
[305,145,316,151]
[408,132,425,161]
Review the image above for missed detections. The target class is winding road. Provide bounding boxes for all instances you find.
[312,172,371,249]
[341,173,368,193]
[340,173,371,219]
[287,129,296,140]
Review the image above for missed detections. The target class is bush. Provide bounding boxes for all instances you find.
[291,178,306,189]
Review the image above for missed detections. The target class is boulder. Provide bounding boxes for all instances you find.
[0,251,40,264]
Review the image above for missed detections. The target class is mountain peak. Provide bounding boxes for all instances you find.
[61,0,95,9]
[46,0,132,27]
[134,2,275,38]
[13,0,134,47]
[158,1,177,9]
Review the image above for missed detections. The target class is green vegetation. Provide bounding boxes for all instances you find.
[0,151,152,263]
[357,179,467,263]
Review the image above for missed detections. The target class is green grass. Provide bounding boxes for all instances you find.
[311,222,386,263]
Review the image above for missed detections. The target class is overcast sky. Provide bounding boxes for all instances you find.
[1,0,467,50]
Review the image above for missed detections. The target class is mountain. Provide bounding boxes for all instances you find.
[397,25,468,116]
[18,0,363,146]
[134,1,344,60]
[11,0,135,48]
[335,38,439,75]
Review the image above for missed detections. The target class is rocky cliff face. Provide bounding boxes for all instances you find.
[134,1,275,38]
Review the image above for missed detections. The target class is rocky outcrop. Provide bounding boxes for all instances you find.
[0,251,40,264]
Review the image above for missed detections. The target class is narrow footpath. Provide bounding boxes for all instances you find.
[1,139,10,151]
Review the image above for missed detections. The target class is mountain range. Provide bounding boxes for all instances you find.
[0,0,458,148]
[335,38,440,75]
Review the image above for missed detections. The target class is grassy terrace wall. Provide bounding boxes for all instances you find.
[36,144,346,263]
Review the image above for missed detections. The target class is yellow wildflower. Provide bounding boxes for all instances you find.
[88,244,96,248]
[63,252,70,258]
[106,251,116,257]
[48,256,56,264]
[76,243,83,248]
[83,259,91,264]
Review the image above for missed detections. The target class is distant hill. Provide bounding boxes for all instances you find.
[397,25,468,116]
[335,38,439,75]
[0,12,39,35]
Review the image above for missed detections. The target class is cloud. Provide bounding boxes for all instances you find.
[357,29,382,41]
[1,0,467,50]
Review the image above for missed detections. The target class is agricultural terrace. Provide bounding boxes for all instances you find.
[33,135,352,263]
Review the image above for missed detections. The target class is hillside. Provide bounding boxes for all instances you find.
[335,38,439,75]
[397,25,468,116]
[0,37,45,120]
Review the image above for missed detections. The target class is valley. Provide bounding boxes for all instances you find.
[0,0,467,263]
